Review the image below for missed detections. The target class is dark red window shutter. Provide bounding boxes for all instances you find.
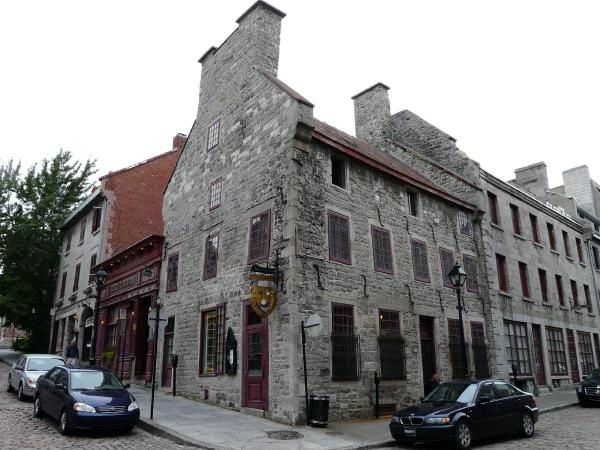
[372,226,393,274]
[463,255,479,293]
[248,210,271,263]
[518,262,530,298]
[166,253,179,293]
[203,234,219,280]
[328,211,351,264]
[510,204,521,235]
[411,239,430,283]
[530,214,540,243]
[439,248,454,288]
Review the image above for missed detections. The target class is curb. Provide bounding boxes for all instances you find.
[539,401,579,415]
[137,417,219,449]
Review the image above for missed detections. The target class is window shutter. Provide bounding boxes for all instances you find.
[166,253,179,293]
[372,226,393,273]
[439,248,454,288]
[328,212,351,264]
[411,239,430,282]
[249,211,271,263]
[463,255,479,293]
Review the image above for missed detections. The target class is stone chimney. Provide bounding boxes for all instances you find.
[563,165,595,214]
[513,162,549,200]
[172,133,187,151]
[351,82,391,148]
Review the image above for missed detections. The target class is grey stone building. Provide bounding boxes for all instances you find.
[159,1,495,425]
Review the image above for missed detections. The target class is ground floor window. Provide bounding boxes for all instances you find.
[578,331,595,376]
[546,326,568,376]
[378,310,405,380]
[504,320,532,376]
[471,322,490,378]
[448,319,466,379]
[331,303,360,381]
[199,304,226,375]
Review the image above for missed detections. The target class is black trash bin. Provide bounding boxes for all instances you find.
[309,394,329,427]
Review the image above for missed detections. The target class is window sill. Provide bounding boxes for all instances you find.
[522,297,535,304]
[330,183,350,193]
[551,375,570,380]
[92,229,101,236]
[327,258,353,267]
[542,302,553,308]
[78,241,84,247]
[550,249,560,256]
[566,256,574,262]
[65,251,71,257]
[513,233,526,241]
[574,309,583,315]
[68,293,78,301]
[532,241,544,249]
[490,223,504,232]
[579,262,587,268]
[559,305,569,311]
[198,373,218,378]
[498,291,512,299]
[588,312,596,318]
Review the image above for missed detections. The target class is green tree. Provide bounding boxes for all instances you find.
[0,151,95,351]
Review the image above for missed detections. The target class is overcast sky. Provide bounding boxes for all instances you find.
[1,0,598,189]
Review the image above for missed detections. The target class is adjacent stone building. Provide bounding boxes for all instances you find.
[158,1,496,424]
[49,136,184,362]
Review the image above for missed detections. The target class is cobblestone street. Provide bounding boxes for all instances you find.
[383,404,600,449]
[0,362,195,449]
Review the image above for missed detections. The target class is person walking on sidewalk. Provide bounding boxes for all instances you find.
[65,339,79,367]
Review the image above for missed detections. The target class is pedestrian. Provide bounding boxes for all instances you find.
[66,339,79,367]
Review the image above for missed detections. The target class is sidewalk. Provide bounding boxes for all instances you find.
[130,384,578,450]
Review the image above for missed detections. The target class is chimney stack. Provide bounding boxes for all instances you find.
[514,162,549,200]
[351,82,391,148]
[172,133,187,151]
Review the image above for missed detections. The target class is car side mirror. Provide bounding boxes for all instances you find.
[123,383,130,389]
[478,396,492,405]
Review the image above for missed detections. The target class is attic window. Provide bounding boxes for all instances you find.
[407,189,420,217]
[331,155,347,189]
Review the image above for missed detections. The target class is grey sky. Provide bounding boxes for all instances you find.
[1,0,598,189]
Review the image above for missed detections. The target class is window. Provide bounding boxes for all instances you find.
[547,223,556,251]
[371,226,393,274]
[584,284,592,312]
[65,232,72,254]
[463,255,479,293]
[518,262,530,298]
[496,253,509,293]
[556,275,565,306]
[504,320,532,375]
[594,334,600,370]
[105,308,118,349]
[562,231,571,258]
[328,211,351,264]
[199,304,226,375]
[510,204,521,235]
[331,155,347,189]
[439,248,455,288]
[79,218,86,244]
[570,280,579,307]
[578,332,595,376]
[248,210,271,263]
[166,253,179,293]
[538,269,548,303]
[88,254,97,284]
[207,119,220,151]
[203,234,219,280]
[546,326,568,375]
[448,319,466,379]
[72,263,81,293]
[60,272,67,299]
[457,210,471,235]
[91,207,102,233]
[410,239,430,283]
[209,178,222,210]
[529,214,540,244]
[576,238,584,263]
[471,322,490,378]
[593,246,600,270]
[407,189,420,217]
[331,304,359,381]
[378,310,405,380]
[487,192,500,226]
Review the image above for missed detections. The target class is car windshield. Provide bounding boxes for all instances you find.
[26,358,65,371]
[587,369,600,380]
[70,371,124,391]
[423,383,479,404]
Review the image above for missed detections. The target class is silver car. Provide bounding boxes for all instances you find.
[7,354,66,400]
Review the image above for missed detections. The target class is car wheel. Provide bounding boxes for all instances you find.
[520,412,535,438]
[17,383,25,401]
[33,395,44,418]
[454,420,472,450]
[7,376,14,393]
[59,410,70,436]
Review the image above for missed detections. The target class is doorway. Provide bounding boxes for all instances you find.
[566,329,580,384]
[532,324,546,386]
[420,316,437,395]
[242,304,268,410]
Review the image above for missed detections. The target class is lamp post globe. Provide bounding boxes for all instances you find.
[448,262,470,379]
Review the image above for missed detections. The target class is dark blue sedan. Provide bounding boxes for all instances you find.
[33,366,140,435]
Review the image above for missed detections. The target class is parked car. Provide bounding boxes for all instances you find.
[33,366,140,435]
[389,379,539,450]
[7,354,66,400]
[576,368,600,405]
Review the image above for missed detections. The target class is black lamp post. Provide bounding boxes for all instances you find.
[448,262,470,380]
[89,266,108,366]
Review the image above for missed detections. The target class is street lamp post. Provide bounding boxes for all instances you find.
[89,266,108,366]
[448,262,470,380]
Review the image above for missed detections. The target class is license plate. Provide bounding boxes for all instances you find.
[404,427,416,436]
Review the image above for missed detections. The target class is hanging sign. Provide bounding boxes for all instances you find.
[249,285,277,318]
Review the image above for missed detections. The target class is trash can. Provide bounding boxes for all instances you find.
[309,394,329,427]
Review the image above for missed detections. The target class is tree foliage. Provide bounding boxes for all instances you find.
[0,151,95,351]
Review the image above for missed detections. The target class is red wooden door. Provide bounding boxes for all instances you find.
[566,329,580,384]
[243,304,268,410]
[532,324,546,385]
[420,316,437,393]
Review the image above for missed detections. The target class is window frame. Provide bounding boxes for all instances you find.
[166,253,179,293]
[518,261,530,298]
[378,309,405,380]
[72,263,81,293]
[331,303,360,382]
[576,237,584,263]
[578,331,595,376]
[529,214,540,244]
[584,284,592,312]
[407,188,420,218]
[327,211,352,265]
[439,247,455,288]
[556,274,565,306]
[371,226,393,274]
[330,154,348,190]
[496,253,509,293]
[203,233,219,280]
[570,279,579,307]
[410,238,430,283]
[91,207,102,233]
[487,192,500,226]
[198,304,226,376]
[471,321,490,378]
[248,210,272,264]
[463,255,479,293]
[88,254,97,285]
[562,230,571,258]
[60,272,67,299]
[65,232,72,254]
[457,210,471,236]
[79,218,86,244]
[546,326,568,376]
[538,268,549,303]
[206,119,220,151]
[209,178,223,211]
[448,318,466,379]
[504,320,532,376]
[547,223,556,251]
[510,204,521,235]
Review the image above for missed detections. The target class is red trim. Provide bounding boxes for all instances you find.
[328,211,352,265]
[247,210,271,264]
[242,302,269,410]
[371,225,393,274]
[410,238,430,283]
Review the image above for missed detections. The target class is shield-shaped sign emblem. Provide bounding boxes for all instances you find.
[249,285,277,318]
